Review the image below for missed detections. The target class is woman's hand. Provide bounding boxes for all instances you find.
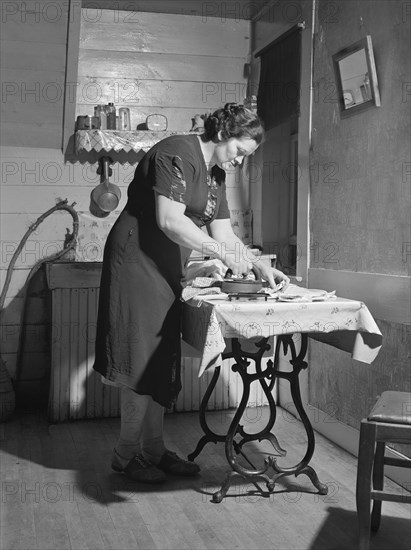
[206,219,290,287]
[254,261,290,291]
[222,251,253,278]
[272,267,290,290]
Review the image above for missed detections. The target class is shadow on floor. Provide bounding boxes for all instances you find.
[1,406,331,507]
[308,506,410,550]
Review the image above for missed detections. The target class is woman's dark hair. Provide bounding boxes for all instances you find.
[201,103,264,144]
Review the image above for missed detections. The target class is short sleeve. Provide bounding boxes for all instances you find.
[152,153,193,205]
[215,180,231,220]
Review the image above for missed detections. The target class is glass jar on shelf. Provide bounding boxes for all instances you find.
[106,102,117,129]
[118,107,131,130]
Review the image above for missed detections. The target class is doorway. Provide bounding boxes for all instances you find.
[256,25,302,276]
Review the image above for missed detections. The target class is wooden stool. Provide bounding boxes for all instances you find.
[356,391,411,550]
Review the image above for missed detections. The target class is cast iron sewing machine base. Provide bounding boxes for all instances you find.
[188,335,329,503]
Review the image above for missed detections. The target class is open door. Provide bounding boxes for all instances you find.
[255,24,302,276]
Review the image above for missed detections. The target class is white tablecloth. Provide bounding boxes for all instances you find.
[182,295,382,376]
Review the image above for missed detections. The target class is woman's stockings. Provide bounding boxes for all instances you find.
[142,398,166,464]
[115,386,166,464]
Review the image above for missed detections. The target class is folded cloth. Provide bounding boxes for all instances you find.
[276,285,337,302]
[181,285,222,302]
[190,277,221,288]
[184,259,227,283]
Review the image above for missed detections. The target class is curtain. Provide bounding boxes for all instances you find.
[257,27,302,130]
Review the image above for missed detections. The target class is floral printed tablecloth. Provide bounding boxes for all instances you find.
[182,296,382,377]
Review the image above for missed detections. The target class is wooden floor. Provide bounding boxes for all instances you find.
[1,406,410,550]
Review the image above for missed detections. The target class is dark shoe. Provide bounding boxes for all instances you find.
[157,450,201,477]
[111,449,166,483]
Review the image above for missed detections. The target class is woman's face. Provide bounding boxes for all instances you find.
[212,137,259,171]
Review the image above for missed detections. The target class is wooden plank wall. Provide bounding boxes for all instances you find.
[76,9,250,132]
[0,144,130,382]
[75,8,252,212]
[0,0,69,149]
[0,4,256,411]
[0,0,71,390]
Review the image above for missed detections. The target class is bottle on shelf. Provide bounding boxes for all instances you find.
[118,107,131,130]
[106,102,116,129]
[94,105,106,130]
[100,110,107,130]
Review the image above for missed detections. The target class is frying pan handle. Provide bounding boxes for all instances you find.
[97,156,113,183]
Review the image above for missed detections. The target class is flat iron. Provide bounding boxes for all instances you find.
[221,269,263,294]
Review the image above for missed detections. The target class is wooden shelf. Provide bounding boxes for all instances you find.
[75,129,197,155]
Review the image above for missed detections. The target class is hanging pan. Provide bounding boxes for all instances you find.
[91,156,121,212]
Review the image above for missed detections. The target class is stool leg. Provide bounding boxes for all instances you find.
[371,441,385,532]
[356,421,376,550]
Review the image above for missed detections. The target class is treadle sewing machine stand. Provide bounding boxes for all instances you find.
[187,334,329,503]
